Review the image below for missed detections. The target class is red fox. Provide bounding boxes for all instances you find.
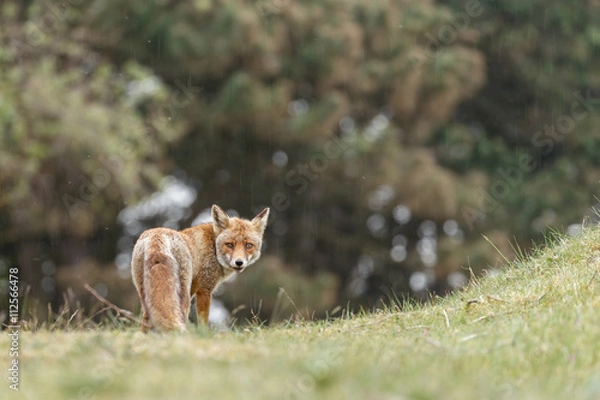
[131,205,270,332]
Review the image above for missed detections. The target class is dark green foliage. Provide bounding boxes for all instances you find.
[1,0,599,323]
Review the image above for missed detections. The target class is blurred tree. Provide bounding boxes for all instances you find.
[71,0,490,312]
[440,0,600,239]
[0,1,185,313]
[2,0,599,323]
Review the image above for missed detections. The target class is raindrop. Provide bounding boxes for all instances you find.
[364,114,389,142]
[443,220,459,236]
[366,213,386,235]
[372,114,389,130]
[420,252,437,267]
[41,277,55,294]
[418,220,436,237]
[390,245,407,263]
[409,272,428,292]
[393,205,411,224]
[115,253,131,271]
[392,234,407,247]
[41,260,56,276]
[368,185,395,210]
[356,256,375,278]
[272,150,289,168]
[567,223,582,236]
[287,99,309,116]
[417,237,437,255]
[339,116,355,133]
[447,272,467,289]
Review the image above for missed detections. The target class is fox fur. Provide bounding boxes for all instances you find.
[131,205,269,332]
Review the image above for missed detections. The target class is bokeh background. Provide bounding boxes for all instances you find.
[1,0,599,325]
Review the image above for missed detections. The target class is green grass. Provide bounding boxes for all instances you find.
[3,228,600,399]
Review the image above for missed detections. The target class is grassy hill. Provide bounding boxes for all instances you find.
[2,228,600,399]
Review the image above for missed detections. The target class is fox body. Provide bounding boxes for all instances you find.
[131,205,270,332]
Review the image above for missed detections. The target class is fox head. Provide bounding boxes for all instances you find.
[212,205,270,273]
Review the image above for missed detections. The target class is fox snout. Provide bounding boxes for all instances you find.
[212,205,269,273]
[229,249,249,271]
[217,242,257,272]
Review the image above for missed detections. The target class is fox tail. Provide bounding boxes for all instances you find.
[143,251,187,332]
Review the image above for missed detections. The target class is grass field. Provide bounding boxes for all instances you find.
[2,228,600,399]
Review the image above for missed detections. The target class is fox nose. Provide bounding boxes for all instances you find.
[235,259,244,267]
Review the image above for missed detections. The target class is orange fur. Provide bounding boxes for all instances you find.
[131,205,269,332]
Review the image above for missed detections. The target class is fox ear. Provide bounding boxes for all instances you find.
[251,207,270,233]
[212,205,230,233]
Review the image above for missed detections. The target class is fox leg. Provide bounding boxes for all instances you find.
[132,248,151,332]
[179,290,191,327]
[177,261,193,329]
[195,290,211,325]
[136,284,151,333]
[188,297,199,325]
[141,308,150,333]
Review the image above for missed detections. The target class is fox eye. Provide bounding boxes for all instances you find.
[225,243,234,249]
[245,243,254,250]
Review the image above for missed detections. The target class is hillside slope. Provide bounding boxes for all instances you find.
[2,228,600,399]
